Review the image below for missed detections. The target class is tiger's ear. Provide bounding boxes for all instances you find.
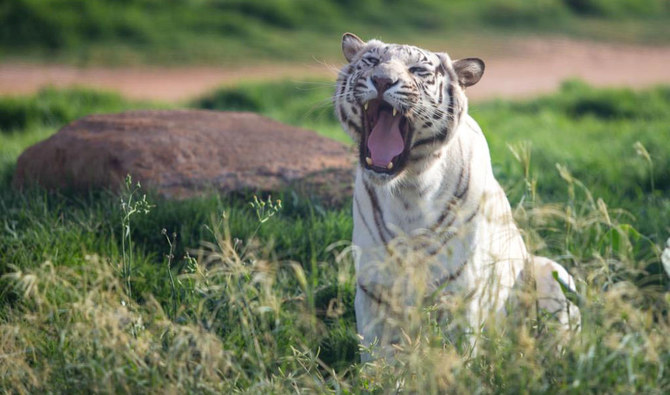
[342,33,365,63]
[453,58,485,88]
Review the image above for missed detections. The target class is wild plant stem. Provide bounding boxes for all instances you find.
[164,230,178,319]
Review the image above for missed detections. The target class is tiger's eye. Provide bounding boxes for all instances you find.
[364,57,379,66]
[409,66,428,74]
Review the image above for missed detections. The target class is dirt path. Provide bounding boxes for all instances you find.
[1,37,669,102]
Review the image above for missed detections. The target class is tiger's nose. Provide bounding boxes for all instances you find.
[371,76,397,94]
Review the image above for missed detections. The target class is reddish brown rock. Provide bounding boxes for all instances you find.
[13,110,354,201]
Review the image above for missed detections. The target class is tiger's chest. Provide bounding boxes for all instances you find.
[352,161,486,293]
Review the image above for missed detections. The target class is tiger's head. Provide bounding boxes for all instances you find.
[335,33,484,182]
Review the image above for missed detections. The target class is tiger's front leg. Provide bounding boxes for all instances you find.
[354,283,389,362]
[353,253,418,362]
[354,280,425,362]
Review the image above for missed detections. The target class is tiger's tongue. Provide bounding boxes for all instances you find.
[367,110,404,167]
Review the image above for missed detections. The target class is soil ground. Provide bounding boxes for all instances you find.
[1,37,669,103]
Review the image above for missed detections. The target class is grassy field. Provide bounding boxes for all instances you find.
[2,0,670,65]
[1,81,669,392]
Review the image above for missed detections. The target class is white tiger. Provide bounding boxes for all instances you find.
[334,33,580,360]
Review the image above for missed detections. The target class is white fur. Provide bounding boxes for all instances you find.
[335,35,580,360]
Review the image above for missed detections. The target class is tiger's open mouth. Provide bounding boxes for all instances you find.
[360,99,413,175]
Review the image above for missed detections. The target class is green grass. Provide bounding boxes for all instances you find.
[1,82,669,392]
[193,78,670,241]
[2,0,670,65]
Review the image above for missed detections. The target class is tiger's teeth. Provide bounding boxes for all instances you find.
[364,102,369,111]
[387,162,394,170]
[392,108,397,117]
[365,157,372,166]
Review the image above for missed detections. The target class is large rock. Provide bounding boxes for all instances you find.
[13,110,353,201]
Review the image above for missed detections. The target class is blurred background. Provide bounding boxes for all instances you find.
[3,0,670,63]
[1,0,669,207]
[1,0,670,101]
